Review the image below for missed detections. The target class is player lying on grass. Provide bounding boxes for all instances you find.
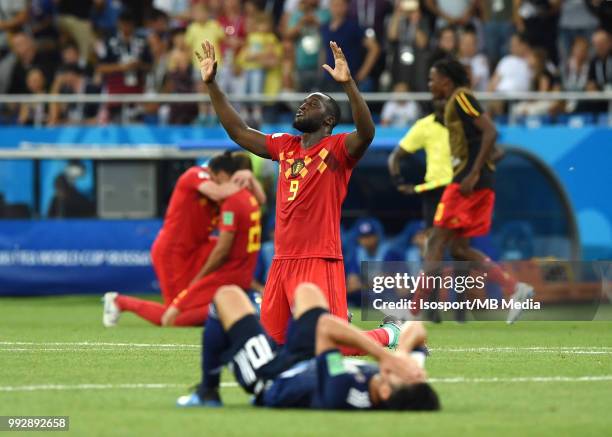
[177,282,440,411]
[103,152,264,327]
[196,39,400,352]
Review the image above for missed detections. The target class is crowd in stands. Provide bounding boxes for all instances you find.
[0,0,611,126]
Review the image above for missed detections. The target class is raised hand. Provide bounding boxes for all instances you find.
[322,41,351,83]
[195,40,218,84]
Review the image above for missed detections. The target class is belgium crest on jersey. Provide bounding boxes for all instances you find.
[290,159,305,177]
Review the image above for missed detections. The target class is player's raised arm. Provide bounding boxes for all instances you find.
[322,41,375,160]
[196,41,270,158]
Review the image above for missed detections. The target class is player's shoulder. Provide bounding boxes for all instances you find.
[270,132,296,141]
[269,132,299,148]
[415,113,436,128]
[453,87,482,117]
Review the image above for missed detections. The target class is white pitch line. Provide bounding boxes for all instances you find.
[428,347,612,354]
[2,376,612,393]
[0,383,183,392]
[0,341,199,348]
[0,382,238,392]
[429,375,612,383]
[0,348,198,352]
[1,342,611,350]
[2,342,612,355]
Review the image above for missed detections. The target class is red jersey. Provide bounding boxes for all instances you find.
[218,14,246,56]
[266,132,357,259]
[217,188,262,288]
[158,166,217,252]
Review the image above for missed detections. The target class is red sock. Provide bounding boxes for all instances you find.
[116,295,165,326]
[173,306,210,326]
[483,258,517,293]
[339,328,390,356]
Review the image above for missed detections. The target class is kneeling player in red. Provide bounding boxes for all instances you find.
[103,152,264,327]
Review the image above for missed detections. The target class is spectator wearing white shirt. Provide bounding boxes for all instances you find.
[424,0,478,28]
[380,82,420,126]
[458,28,489,91]
[512,47,560,117]
[153,0,190,27]
[488,33,532,93]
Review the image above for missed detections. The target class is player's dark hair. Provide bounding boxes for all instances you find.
[232,151,253,171]
[321,94,341,128]
[380,383,441,411]
[209,151,239,175]
[432,57,470,88]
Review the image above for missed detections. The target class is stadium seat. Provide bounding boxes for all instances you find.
[386,220,426,255]
[495,220,535,260]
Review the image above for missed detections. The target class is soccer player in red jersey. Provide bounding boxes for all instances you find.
[411,58,534,324]
[103,153,265,327]
[195,40,399,350]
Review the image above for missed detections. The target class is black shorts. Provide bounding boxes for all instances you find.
[421,187,445,228]
[225,308,327,397]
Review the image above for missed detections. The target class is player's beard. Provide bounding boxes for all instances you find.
[292,115,321,133]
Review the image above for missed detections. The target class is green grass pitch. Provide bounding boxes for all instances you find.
[1,296,611,436]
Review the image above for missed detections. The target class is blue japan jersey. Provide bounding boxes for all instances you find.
[261,350,379,410]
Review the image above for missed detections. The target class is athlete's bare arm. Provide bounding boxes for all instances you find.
[231,170,267,205]
[322,42,375,160]
[199,171,266,204]
[190,230,235,286]
[161,230,236,326]
[198,181,240,202]
[196,41,270,158]
[315,313,425,383]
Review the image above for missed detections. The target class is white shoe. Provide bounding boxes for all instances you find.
[103,292,121,327]
[506,282,535,324]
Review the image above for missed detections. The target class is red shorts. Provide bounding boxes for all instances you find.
[171,270,236,311]
[433,183,495,238]
[261,258,348,344]
[151,237,216,305]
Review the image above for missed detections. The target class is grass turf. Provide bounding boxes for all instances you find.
[1,296,611,436]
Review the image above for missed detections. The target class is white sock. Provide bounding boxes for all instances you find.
[382,327,397,346]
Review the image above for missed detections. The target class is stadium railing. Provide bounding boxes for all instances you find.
[0,90,611,123]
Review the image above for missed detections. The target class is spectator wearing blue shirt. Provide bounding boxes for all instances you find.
[345,218,401,306]
[91,0,122,38]
[320,0,380,93]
